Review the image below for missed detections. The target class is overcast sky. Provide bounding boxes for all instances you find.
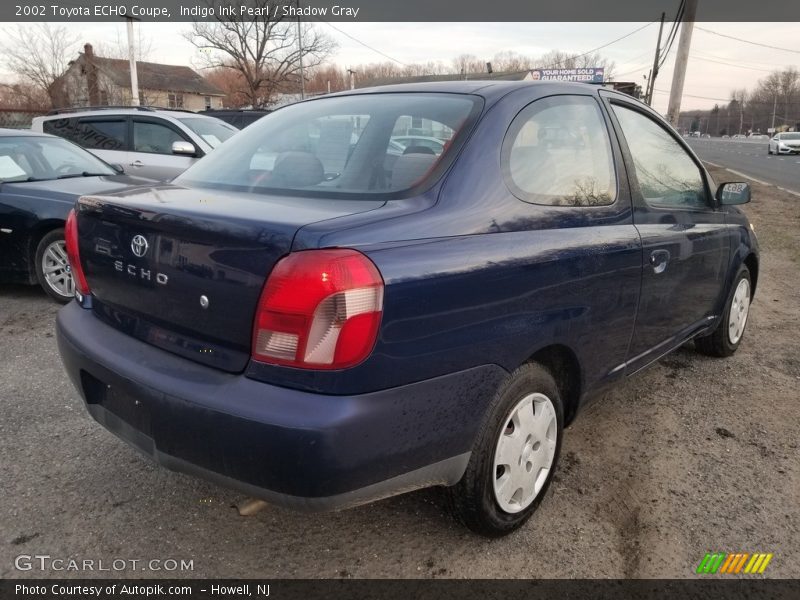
[2,21,797,113]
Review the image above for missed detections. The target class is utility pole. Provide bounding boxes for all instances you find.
[667,0,698,127]
[126,17,140,106]
[296,0,305,100]
[771,93,777,132]
[347,69,355,90]
[645,12,666,106]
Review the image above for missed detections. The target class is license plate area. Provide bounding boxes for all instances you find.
[80,370,152,436]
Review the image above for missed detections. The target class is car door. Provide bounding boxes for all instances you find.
[603,95,730,370]
[129,117,198,180]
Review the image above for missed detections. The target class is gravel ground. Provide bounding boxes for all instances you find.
[1,166,798,579]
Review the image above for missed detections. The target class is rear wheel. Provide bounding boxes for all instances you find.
[448,363,563,537]
[695,265,751,357]
[34,229,74,303]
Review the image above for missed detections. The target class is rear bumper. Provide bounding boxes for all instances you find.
[56,302,506,511]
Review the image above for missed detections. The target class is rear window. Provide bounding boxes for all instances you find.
[174,93,482,199]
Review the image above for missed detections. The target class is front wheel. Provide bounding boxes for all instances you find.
[448,363,563,537]
[695,265,751,357]
[34,229,74,303]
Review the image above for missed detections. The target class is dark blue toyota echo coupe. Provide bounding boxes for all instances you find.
[56,81,758,536]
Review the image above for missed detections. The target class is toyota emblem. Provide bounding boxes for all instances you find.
[131,235,149,258]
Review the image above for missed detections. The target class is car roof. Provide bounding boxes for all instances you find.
[0,128,53,138]
[325,80,606,103]
[37,108,218,120]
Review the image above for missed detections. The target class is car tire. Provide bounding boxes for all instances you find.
[448,362,563,537]
[768,147,773,155]
[34,229,74,303]
[695,265,752,357]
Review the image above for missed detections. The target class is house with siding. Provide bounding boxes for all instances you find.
[54,44,224,111]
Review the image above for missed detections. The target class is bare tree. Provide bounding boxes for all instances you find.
[0,82,50,110]
[0,24,80,107]
[185,0,337,107]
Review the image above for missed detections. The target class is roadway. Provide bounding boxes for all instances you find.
[686,137,800,195]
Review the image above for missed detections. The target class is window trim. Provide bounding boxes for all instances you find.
[500,94,619,208]
[603,95,717,213]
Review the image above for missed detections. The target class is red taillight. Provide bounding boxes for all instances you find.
[64,208,91,297]
[252,249,384,370]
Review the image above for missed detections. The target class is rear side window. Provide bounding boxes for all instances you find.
[611,104,708,210]
[174,93,482,199]
[502,95,616,206]
[43,118,127,151]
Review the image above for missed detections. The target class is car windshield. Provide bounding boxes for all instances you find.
[780,133,800,140]
[174,93,482,199]
[0,136,115,183]
[177,117,238,148]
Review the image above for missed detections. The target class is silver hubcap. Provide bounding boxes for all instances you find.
[728,278,750,345]
[493,393,557,514]
[42,239,74,298]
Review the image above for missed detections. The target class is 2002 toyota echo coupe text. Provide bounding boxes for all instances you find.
[56,81,759,536]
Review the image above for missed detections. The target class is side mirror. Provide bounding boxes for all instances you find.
[110,163,125,174]
[171,141,197,156]
[717,182,751,205]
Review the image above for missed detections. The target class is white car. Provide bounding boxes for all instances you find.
[768,132,800,155]
[32,107,237,180]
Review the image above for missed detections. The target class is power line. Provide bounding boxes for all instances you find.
[539,21,656,69]
[615,62,656,79]
[318,20,412,67]
[692,50,796,71]
[658,0,685,69]
[690,55,774,73]
[654,88,730,102]
[696,26,800,55]
[654,88,800,107]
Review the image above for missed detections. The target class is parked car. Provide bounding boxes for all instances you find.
[748,134,768,140]
[732,134,747,139]
[390,135,447,155]
[56,82,759,536]
[0,129,152,302]
[768,131,800,155]
[31,107,238,180]
[200,108,271,129]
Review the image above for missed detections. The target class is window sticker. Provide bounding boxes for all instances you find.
[0,155,28,180]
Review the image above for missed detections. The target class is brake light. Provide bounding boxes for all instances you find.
[64,208,91,298]
[252,249,384,369]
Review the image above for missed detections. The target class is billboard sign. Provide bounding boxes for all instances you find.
[530,67,605,83]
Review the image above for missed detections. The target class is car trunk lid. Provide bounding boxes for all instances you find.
[75,184,384,372]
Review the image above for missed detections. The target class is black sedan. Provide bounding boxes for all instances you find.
[0,129,152,302]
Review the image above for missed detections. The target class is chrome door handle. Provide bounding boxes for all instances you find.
[130,160,143,167]
[650,249,670,274]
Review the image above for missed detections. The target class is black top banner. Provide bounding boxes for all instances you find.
[4,0,800,22]
[3,579,800,600]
